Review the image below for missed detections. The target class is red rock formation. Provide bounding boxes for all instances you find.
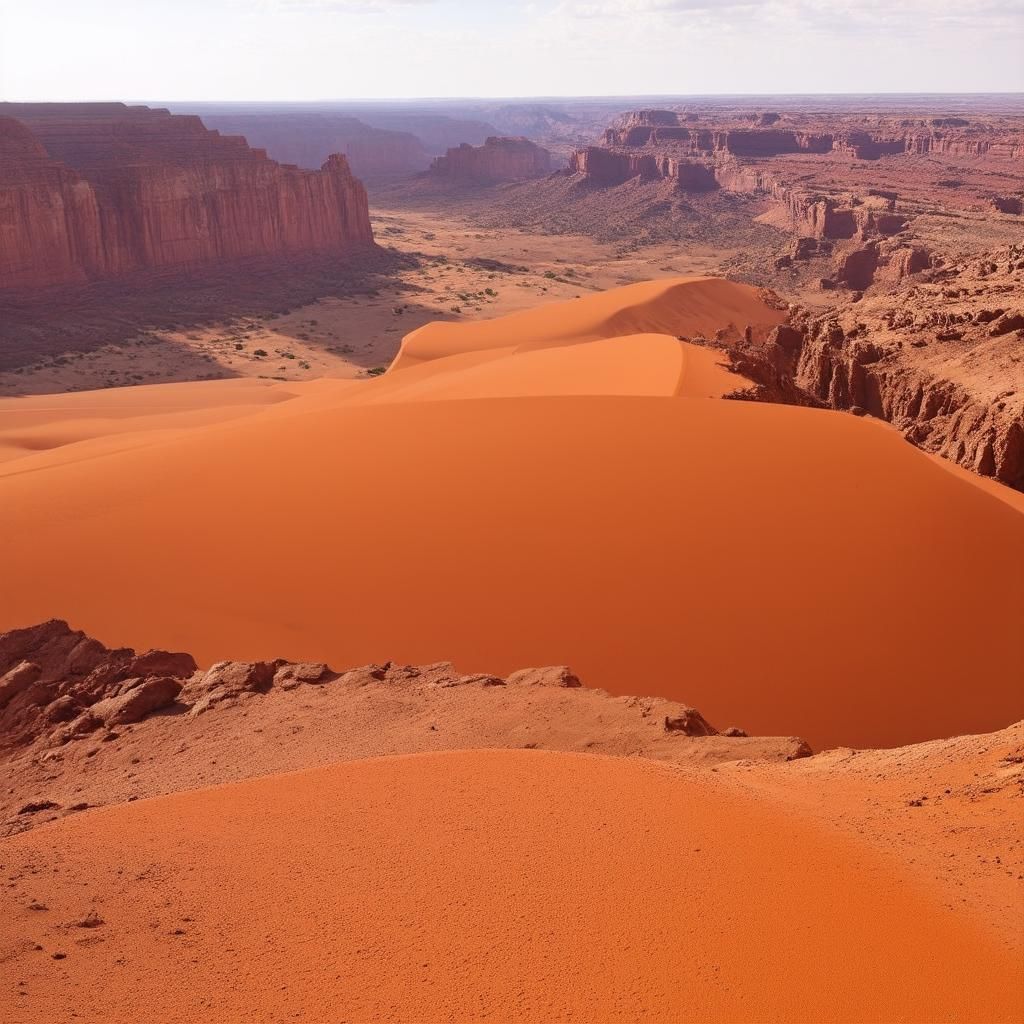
[569,146,717,191]
[0,117,104,289]
[603,109,1023,161]
[0,103,374,291]
[0,620,196,752]
[753,246,1024,488]
[430,136,552,184]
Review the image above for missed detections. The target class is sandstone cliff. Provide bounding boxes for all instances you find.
[724,246,1024,489]
[0,103,374,291]
[430,136,552,184]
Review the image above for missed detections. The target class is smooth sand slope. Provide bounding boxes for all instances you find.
[0,277,1021,750]
[3,749,1021,1024]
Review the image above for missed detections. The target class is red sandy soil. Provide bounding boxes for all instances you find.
[0,277,1021,751]
[2,748,1021,1024]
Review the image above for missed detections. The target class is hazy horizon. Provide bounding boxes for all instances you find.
[2,1,1022,102]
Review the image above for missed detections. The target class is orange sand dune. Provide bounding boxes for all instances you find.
[392,275,785,369]
[2,749,1020,1024]
[347,334,741,403]
[0,278,1021,750]
[0,377,296,466]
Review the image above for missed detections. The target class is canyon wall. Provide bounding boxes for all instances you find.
[430,137,552,184]
[0,117,104,289]
[0,103,374,292]
[733,245,1024,489]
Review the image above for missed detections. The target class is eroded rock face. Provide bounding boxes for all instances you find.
[0,103,374,291]
[708,244,1024,490]
[430,137,552,184]
[0,620,196,750]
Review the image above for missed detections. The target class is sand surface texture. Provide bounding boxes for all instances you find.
[2,749,1021,1024]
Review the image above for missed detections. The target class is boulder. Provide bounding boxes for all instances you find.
[663,707,717,736]
[337,664,389,687]
[88,677,183,725]
[0,661,41,708]
[273,662,333,690]
[182,661,276,715]
[440,673,506,688]
[505,666,582,689]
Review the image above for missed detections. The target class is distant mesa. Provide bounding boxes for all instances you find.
[0,102,374,292]
[429,136,553,185]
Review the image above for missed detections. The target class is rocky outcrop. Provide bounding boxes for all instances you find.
[0,620,196,751]
[0,103,374,291]
[0,622,814,779]
[429,136,552,184]
[568,146,717,191]
[713,160,908,241]
[790,322,1024,488]
[569,141,909,240]
[562,108,1018,260]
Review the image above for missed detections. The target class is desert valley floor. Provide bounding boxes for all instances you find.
[0,207,724,397]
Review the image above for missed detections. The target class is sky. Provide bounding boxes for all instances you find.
[1,0,1022,101]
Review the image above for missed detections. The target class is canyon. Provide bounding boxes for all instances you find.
[384,100,1022,491]
[0,103,374,292]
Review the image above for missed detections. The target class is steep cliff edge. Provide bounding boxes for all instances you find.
[0,117,104,289]
[720,246,1024,489]
[429,136,552,184]
[0,103,374,291]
